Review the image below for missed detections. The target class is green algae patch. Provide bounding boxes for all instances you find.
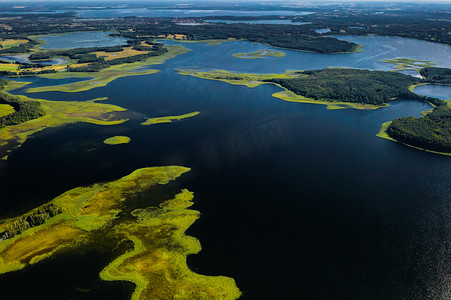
[26,45,190,93]
[0,104,14,117]
[0,166,241,299]
[376,121,451,156]
[141,111,200,125]
[233,50,286,59]
[381,58,436,73]
[177,69,298,88]
[100,189,241,300]
[0,95,128,160]
[178,69,385,110]
[103,136,131,145]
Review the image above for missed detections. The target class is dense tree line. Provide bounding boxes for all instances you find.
[0,203,62,242]
[420,67,451,84]
[0,69,57,76]
[387,105,451,153]
[0,78,8,89]
[0,91,45,127]
[28,45,126,61]
[119,23,358,54]
[267,69,444,106]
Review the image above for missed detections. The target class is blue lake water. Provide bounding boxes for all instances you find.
[204,20,310,25]
[38,32,128,49]
[0,34,450,299]
[73,9,313,18]
[414,84,451,100]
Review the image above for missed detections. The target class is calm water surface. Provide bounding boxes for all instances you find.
[0,34,450,299]
[39,32,128,49]
[204,20,310,25]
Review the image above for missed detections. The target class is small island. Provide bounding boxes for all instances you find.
[233,50,286,59]
[103,136,131,145]
[0,79,128,160]
[380,58,436,73]
[141,111,200,125]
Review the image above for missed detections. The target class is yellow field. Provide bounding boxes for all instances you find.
[0,39,28,49]
[94,46,150,61]
[20,65,66,73]
[0,63,65,74]
[0,104,15,118]
[0,63,18,72]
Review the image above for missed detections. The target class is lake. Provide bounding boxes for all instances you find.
[204,20,310,25]
[38,32,128,49]
[0,34,450,299]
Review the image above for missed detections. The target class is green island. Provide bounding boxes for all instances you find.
[380,58,436,73]
[25,44,189,93]
[141,111,200,125]
[104,136,131,145]
[178,68,443,109]
[419,67,451,84]
[0,82,128,160]
[0,166,241,299]
[376,67,451,155]
[233,50,286,59]
[377,104,451,156]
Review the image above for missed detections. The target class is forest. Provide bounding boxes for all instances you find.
[387,105,451,153]
[419,67,451,84]
[267,69,443,106]
[0,203,62,242]
[0,89,45,127]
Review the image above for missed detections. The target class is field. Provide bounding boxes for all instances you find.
[0,39,28,49]
[0,104,15,118]
[27,45,190,93]
[93,46,150,61]
[0,63,65,75]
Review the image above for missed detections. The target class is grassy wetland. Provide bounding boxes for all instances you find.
[26,45,190,93]
[104,136,131,145]
[233,50,286,59]
[0,166,241,299]
[0,92,128,160]
[141,111,200,125]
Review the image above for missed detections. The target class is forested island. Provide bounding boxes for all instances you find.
[179,67,450,154]
[386,105,451,154]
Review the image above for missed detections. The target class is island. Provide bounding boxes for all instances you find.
[0,79,128,160]
[141,111,200,125]
[178,67,451,155]
[0,166,241,299]
[178,68,443,109]
[233,50,286,59]
[103,136,131,145]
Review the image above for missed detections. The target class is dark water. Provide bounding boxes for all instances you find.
[0,35,450,299]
